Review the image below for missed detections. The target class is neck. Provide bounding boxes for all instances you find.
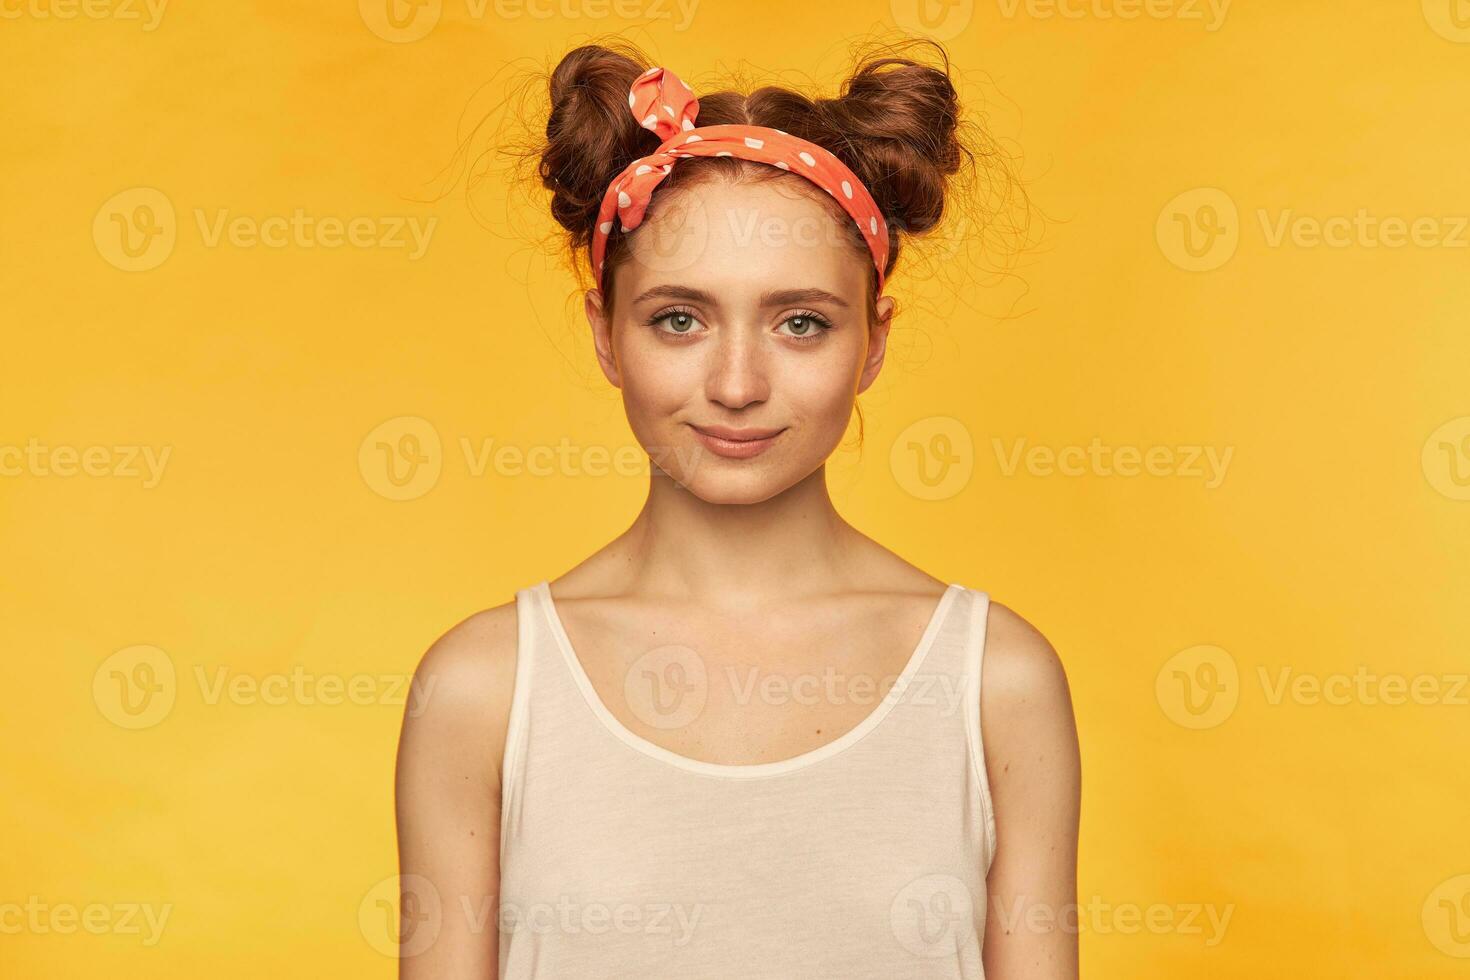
[601,463,867,606]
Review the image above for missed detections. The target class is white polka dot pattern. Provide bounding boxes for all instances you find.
[590,66,890,291]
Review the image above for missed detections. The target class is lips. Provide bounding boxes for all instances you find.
[688,423,786,460]
[691,424,784,441]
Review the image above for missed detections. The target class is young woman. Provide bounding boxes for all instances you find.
[396,39,1080,979]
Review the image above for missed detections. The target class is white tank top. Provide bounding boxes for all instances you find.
[498,580,997,978]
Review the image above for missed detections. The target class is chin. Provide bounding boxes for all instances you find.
[658,455,795,505]
[682,477,791,506]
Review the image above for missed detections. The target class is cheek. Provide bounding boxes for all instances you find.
[783,362,858,427]
[614,329,697,417]
[773,342,865,432]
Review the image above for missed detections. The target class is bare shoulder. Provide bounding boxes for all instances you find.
[977,595,1081,804]
[412,599,520,707]
[974,599,1080,972]
[396,597,522,796]
[980,599,1075,714]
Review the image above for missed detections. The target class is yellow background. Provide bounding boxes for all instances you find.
[4,0,1469,976]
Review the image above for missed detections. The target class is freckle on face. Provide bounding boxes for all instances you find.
[606,179,875,504]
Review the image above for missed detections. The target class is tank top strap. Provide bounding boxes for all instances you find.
[882,584,978,714]
[904,582,979,680]
[878,584,997,862]
[960,586,998,863]
[498,582,560,850]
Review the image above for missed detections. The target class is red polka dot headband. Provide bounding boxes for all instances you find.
[590,66,891,294]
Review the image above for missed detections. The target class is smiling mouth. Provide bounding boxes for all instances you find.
[687,424,786,459]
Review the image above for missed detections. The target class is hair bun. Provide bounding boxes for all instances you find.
[540,43,658,246]
[530,37,1016,297]
[818,50,963,237]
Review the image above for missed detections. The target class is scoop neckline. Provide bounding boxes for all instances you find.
[534,580,963,780]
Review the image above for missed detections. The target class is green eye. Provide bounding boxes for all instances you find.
[779,312,834,341]
[646,307,703,335]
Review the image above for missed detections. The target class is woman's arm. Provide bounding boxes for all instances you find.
[394,604,519,979]
[981,602,1083,979]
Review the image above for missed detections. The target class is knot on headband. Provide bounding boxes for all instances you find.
[589,66,890,293]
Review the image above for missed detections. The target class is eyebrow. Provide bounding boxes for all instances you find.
[630,285,852,310]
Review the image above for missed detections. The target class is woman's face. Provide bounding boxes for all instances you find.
[585,177,896,505]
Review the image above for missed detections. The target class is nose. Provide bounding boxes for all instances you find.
[704,324,771,411]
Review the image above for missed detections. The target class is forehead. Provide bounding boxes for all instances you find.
[615,176,869,300]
